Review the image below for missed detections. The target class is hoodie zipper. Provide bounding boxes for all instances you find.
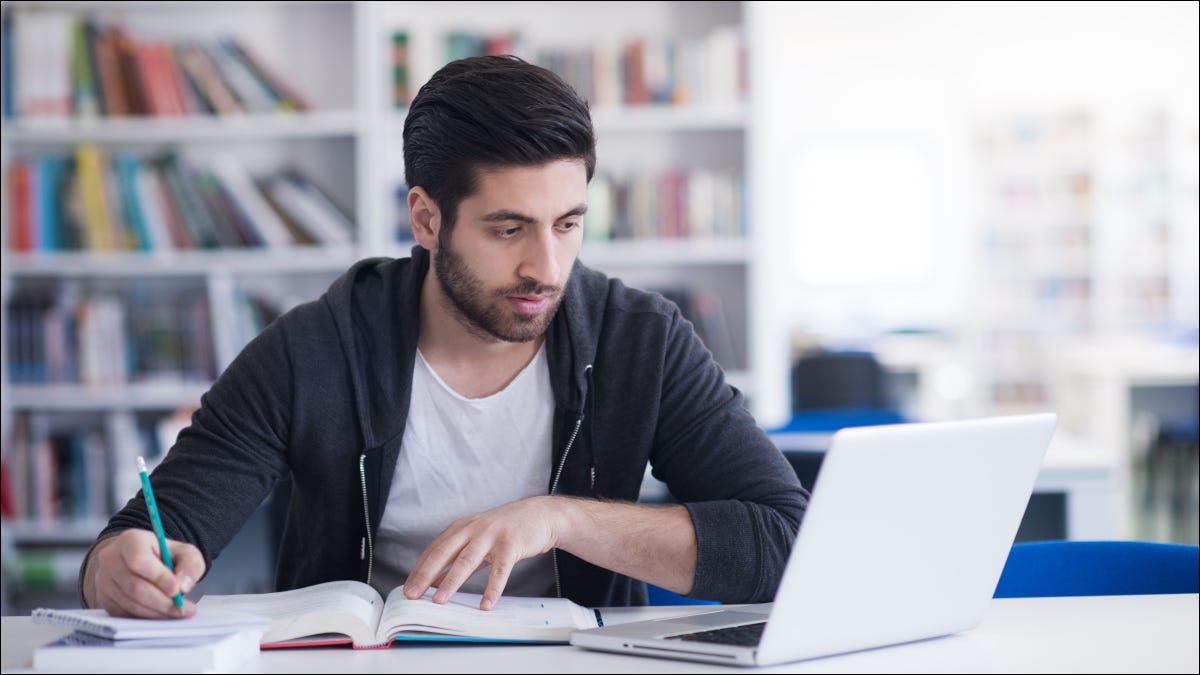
[549,364,591,598]
[359,452,374,587]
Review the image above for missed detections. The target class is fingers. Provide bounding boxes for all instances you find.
[404,498,559,608]
[104,572,194,619]
[168,540,205,602]
[431,544,488,604]
[403,537,456,600]
[91,529,200,618]
[406,540,517,609]
[481,557,514,611]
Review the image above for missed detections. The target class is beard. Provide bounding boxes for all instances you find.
[434,235,567,343]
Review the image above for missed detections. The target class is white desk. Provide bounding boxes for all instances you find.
[3,594,1196,673]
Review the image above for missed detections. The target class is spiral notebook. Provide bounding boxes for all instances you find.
[32,607,271,639]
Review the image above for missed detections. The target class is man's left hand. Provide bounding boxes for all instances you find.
[402,495,562,610]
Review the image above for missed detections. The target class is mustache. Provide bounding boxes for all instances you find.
[499,281,560,297]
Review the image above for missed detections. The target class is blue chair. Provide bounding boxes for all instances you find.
[646,584,720,606]
[993,540,1200,598]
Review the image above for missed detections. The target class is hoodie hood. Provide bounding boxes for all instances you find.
[323,246,606,477]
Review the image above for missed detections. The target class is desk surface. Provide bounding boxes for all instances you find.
[3,594,1196,673]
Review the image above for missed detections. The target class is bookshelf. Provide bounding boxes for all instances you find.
[0,0,366,613]
[1,1,760,610]
[970,108,1199,413]
[970,108,1200,540]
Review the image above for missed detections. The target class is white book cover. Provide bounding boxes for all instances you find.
[134,161,177,255]
[209,156,296,248]
[33,627,265,673]
[265,176,353,246]
[15,10,73,119]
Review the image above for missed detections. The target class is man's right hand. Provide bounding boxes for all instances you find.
[82,529,206,618]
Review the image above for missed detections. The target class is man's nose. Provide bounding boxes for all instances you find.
[518,229,560,286]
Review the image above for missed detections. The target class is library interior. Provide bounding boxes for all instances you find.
[0,0,1197,620]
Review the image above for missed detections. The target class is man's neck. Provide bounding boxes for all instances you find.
[417,270,544,399]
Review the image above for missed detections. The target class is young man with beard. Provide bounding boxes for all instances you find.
[81,56,808,619]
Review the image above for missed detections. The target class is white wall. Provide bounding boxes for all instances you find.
[748,0,1200,425]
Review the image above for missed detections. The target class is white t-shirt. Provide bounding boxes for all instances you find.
[373,345,556,597]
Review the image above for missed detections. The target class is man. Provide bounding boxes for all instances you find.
[81,56,808,619]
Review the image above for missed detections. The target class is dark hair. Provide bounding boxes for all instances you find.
[402,55,596,230]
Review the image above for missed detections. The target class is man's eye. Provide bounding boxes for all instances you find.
[497,227,521,238]
[558,221,581,231]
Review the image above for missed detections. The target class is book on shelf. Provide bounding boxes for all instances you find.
[229,288,285,352]
[12,9,73,118]
[224,36,309,112]
[5,547,88,591]
[193,170,257,248]
[262,169,355,246]
[582,169,745,242]
[6,150,355,253]
[391,31,410,108]
[1,408,186,524]
[8,9,313,120]
[5,281,217,388]
[196,579,601,648]
[33,628,264,674]
[68,18,100,119]
[74,143,120,251]
[113,25,150,116]
[652,286,738,369]
[2,13,15,119]
[531,29,745,107]
[201,39,276,114]
[208,154,297,248]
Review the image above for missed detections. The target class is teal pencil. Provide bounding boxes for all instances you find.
[137,456,185,609]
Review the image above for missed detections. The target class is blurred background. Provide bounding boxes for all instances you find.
[1,1,1196,613]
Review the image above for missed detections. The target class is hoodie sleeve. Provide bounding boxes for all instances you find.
[88,316,295,577]
[650,305,809,603]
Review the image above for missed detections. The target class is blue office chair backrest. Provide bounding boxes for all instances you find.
[993,540,1200,598]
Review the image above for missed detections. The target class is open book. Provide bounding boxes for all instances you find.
[195,580,600,649]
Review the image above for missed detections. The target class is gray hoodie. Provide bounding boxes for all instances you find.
[94,247,808,607]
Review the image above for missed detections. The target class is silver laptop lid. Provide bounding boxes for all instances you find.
[757,413,1056,665]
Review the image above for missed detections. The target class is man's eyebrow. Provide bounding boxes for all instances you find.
[480,204,588,224]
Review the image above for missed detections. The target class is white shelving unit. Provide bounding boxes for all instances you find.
[970,107,1198,411]
[0,0,367,613]
[1,0,760,611]
[969,107,1200,541]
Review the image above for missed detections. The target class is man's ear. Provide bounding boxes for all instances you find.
[408,186,440,250]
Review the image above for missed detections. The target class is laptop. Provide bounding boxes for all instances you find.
[570,413,1057,666]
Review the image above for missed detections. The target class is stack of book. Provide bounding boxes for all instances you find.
[31,607,271,673]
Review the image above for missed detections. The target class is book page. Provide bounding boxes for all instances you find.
[197,580,383,647]
[377,586,597,643]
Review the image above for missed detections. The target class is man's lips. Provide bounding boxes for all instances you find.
[508,295,549,314]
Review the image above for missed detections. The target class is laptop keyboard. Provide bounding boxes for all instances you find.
[665,621,766,646]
